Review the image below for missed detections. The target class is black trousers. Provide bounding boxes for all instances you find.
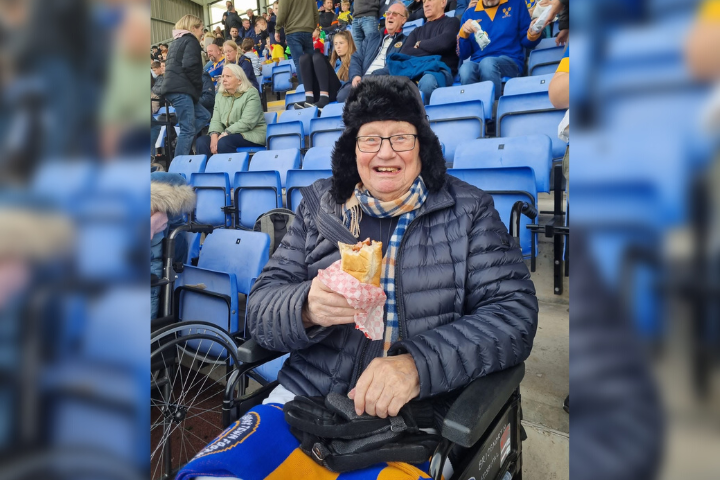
[298,52,342,102]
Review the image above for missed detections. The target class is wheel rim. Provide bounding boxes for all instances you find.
[150,329,241,480]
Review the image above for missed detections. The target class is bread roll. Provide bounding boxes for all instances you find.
[338,238,382,287]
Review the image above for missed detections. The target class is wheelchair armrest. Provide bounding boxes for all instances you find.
[236,338,285,365]
[441,363,525,448]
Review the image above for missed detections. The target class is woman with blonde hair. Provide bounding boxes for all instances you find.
[195,64,267,155]
[296,30,356,110]
[158,14,211,157]
[222,39,260,91]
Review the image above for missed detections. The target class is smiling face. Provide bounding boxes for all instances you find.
[355,121,421,202]
[385,3,407,34]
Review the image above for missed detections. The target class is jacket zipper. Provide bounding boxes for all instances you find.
[350,199,454,387]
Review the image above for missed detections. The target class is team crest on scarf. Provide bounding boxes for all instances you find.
[193,411,260,459]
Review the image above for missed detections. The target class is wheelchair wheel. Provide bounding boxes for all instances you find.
[151,322,242,480]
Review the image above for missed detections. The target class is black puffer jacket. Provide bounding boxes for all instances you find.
[159,32,203,102]
[247,175,538,406]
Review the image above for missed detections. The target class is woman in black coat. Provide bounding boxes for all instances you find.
[158,14,211,157]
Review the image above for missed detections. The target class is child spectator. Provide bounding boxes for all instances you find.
[312,26,325,53]
[241,38,262,78]
[337,0,353,27]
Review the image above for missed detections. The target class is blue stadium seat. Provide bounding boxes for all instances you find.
[177,229,270,335]
[168,155,207,180]
[502,73,554,96]
[236,114,276,154]
[286,169,333,211]
[403,18,424,36]
[272,64,293,93]
[533,37,559,51]
[184,231,201,264]
[285,90,306,109]
[446,9,455,17]
[206,152,250,176]
[320,102,344,118]
[496,92,567,159]
[190,172,231,227]
[264,111,277,124]
[453,135,553,193]
[528,46,565,76]
[302,146,333,170]
[429,81,495,121]
[233,171,283,228]
[449,167,537,258]
[261,63,274,85]
[267,107,318,150]
[278,59,296,74]
[309,116,344,147]
[31,160,96,207]
[425,100,485,163]
[249,148,302,188]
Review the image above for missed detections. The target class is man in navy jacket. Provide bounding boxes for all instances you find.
[337,2,408,102]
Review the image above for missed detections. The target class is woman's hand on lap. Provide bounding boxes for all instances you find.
[348,354,420,418]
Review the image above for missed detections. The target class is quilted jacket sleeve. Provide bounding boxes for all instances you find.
[246,201,335,352]
[388,194,539,400]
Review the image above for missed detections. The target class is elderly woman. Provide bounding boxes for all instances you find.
[195,64,266,156]
[179,76,537,480]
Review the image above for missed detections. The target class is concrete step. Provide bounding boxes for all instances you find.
[521,421,569,480]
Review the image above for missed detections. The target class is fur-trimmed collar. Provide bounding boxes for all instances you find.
[151,181,196,216]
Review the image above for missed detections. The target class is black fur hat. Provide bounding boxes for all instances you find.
[330,76,446,204]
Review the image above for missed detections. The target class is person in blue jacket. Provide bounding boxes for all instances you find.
[457,0,542,98]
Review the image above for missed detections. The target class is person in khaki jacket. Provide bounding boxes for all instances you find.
[195,63,267,155]
[274,0,319,83]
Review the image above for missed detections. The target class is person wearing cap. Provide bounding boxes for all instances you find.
[150,172,196,320]
[178,76,537,479]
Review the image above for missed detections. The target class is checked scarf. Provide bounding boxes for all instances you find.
[342,176,428,354]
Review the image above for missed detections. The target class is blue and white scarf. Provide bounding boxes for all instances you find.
[342,176,428,354]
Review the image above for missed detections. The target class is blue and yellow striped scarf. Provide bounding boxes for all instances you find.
[342,176,428,354]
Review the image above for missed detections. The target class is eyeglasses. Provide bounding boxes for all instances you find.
[356,134,417,153]
[385,11,406,18]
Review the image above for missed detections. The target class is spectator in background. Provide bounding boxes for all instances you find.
[242,38,262,78]
[151,60,165,114]
[240,18,254,39]
[458,0,542,98]
[399,0,459,104]
[275,0,318,84]
[223,40,260,91]
[319,0,339,33]
[204,42,226,88]
[225,5,243,39]
[312,26,325,53]
[229,26,242,44]
[338,0,354,26]
[254,17,270,55]
[339,1,408,103]
[151,45,160,60]
[297,30,357,109]
[196,64,267,155]
[407,0,459,21]
[267,2,278,37]
[200,71,216,114]
[246,8,257,26]
[214,26,224,38]
[541,0,567,45]
[203,30,216,51]
[159,14,211,157]
[352,0,380,48]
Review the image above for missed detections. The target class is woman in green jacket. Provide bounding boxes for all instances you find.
[196,63,267,155]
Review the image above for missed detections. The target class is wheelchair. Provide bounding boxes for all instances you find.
[151,226,527,480]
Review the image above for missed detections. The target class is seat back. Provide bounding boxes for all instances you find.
[449,167,537,257]
[426,101,485,163]
[320,102,344,118]
[264,111,277,125]
[453,135,553,193]
[309,116,344,147]
[285,90,307,109]
[403,18,424,36]
[262,63,274,84]
[496,92,567,159]
[31,161,96,206]
[528,46,565,76]
[183,231,201,264]
[272,64,293,92]
[285,169,333,211]
[429,81,494,121]
[533,37,559,51]
[249,148,302,187]
[502,73,554,96]
[198,229,270,293]
[267,122,305,150]
[233,171,282,228]
[302,146,333,170]
[168,155,207,180]
[206,153,250,178]
[279,106,318,134]
[190,172,230,226]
